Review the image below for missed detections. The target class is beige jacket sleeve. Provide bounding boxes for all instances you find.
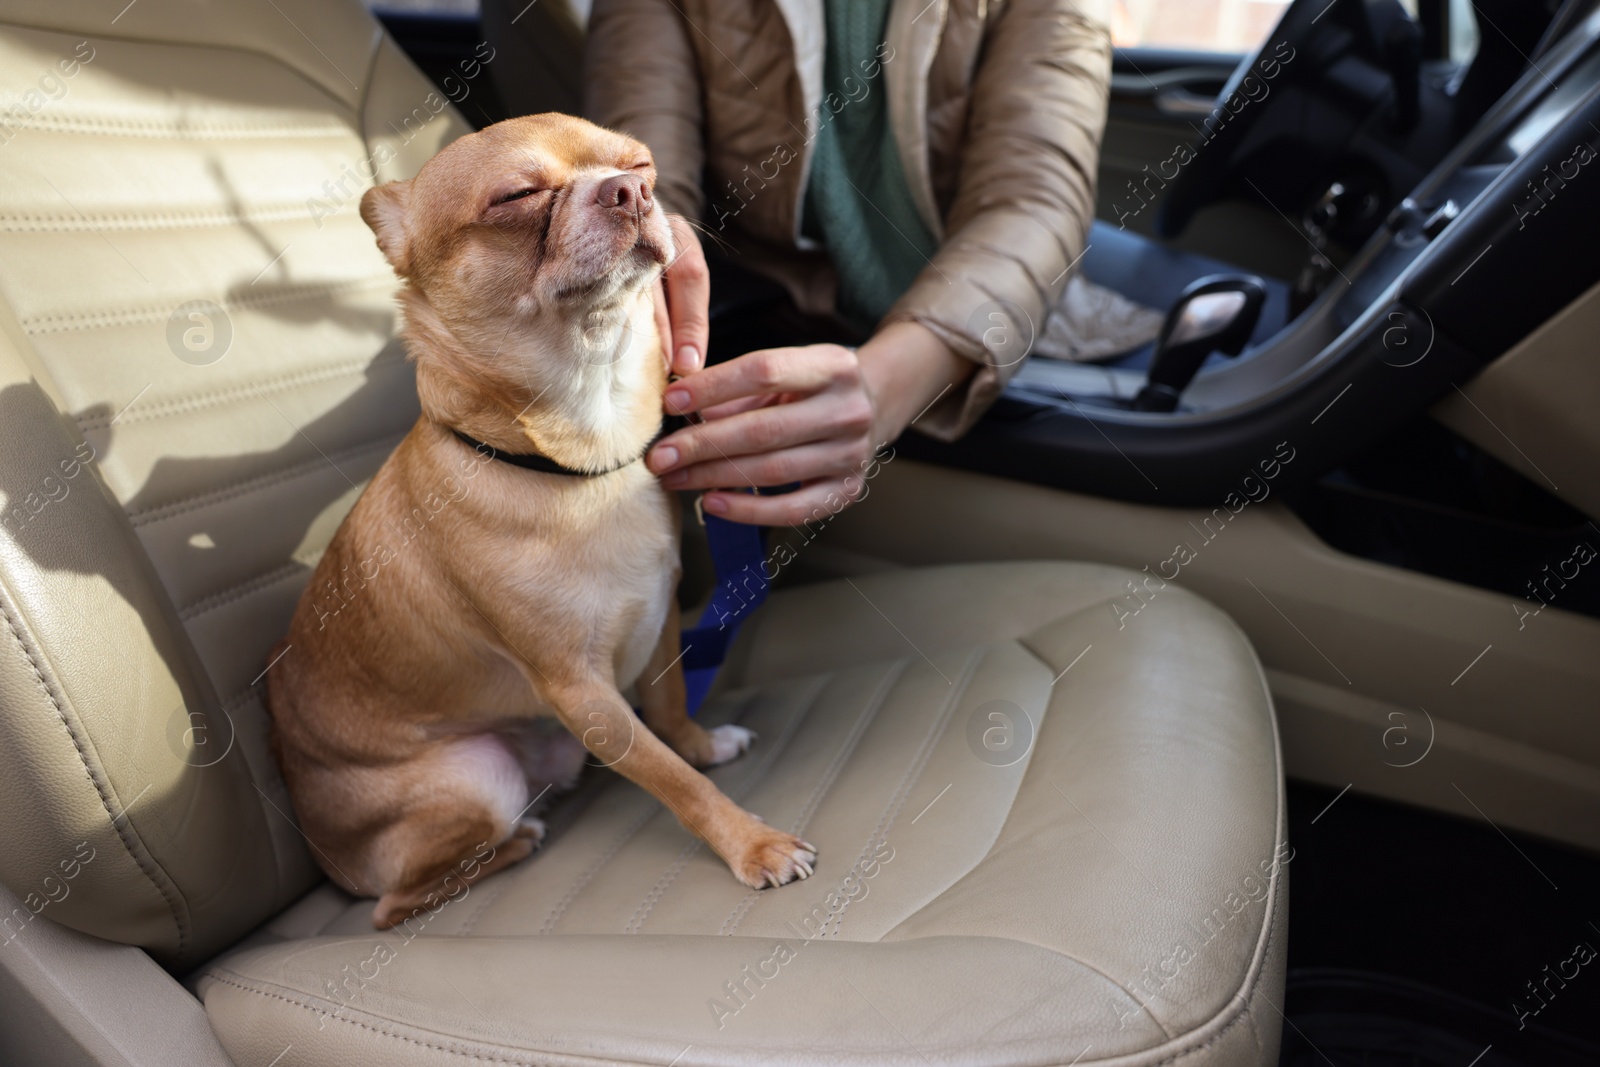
[885,0,1113,440]
[583,0,706,222]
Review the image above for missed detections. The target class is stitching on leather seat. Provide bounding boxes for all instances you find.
[178,557,315,622]
[203,926,1275,1067]
[887,597,1287,1059]
[1135,608,1287,1067]
[127,433,403,527]
[1,114,352,139]
[205,836,1285,1067]
[1036,607,1289,1065]
[827,646,983,939]
[531,691,762,937]
[75,353,405,433]
[781,662,908,839]
[531,805,675,936]
[24,275,395,337]
[1136,895,1281,1067]
[0,205,364,232]
[882,638,1185,1046]
[944,931,1180,1046]
[452,854,533,936]
[625,674,830,934]
[0,596,190,955]
[719,660,908,936]
[201,973,548,1066]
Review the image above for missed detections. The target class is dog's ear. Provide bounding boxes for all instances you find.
[360,180,413,275]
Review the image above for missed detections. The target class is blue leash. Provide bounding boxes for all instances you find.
[679,512,769,713]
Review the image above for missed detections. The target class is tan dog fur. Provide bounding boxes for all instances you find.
[266,115,815,929]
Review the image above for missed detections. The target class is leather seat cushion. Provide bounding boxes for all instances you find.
[197,561,1288,1066]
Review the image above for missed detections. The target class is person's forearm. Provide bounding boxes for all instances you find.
[856,320,976,446]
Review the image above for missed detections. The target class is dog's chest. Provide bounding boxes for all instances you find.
[493,468,678,684]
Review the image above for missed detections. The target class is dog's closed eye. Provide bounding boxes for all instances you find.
[496,188,539,205]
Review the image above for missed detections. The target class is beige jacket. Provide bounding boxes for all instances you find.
[585,0,1112,438]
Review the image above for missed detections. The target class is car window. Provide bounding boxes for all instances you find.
[1111,0,1441,55]
[1111,0,1295,54]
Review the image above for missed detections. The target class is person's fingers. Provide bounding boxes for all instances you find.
[660,437,866,491]
[663,215,709,373]
[662,344,856,418]
[701,476,870,526]
[649,388,872,474]
[698,393,778,422]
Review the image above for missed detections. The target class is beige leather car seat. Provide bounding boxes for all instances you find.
[0,2,1288,1064]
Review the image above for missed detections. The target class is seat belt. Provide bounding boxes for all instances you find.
[678,510,769,713]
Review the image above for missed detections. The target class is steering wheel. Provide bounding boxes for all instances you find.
[1155,0,1412,239]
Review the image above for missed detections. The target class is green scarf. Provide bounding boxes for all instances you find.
[802,0,939,333]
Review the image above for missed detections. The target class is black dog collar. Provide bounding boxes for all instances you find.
[453,418,677,477]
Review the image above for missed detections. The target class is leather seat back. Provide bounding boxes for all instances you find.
[0,0,465,967]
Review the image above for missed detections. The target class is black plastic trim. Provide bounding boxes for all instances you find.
[1114,47,1246,73]
[901,302,1480,506]
[1400,76,1600,357]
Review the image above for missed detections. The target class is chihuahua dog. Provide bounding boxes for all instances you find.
[266,114,815,928]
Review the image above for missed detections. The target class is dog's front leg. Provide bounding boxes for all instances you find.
[550,682,816,889]
[636,599,755,768]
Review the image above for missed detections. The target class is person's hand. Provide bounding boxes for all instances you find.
[647,321,975,525]
[649,343,876,525]
[651,214,710,374]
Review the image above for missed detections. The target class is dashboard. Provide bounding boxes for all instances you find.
[902,8,1600,508]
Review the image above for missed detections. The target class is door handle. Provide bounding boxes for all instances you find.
[1110,64,1228,118]
[1154,87,1219,118]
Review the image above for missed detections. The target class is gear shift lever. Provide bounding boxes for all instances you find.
[1132,274,1267,412]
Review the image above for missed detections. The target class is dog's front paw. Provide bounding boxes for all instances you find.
[730,826,816,889]
[670,722,755,768]
[706,724,755,766]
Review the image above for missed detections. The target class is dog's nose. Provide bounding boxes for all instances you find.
[596,173,652,214]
